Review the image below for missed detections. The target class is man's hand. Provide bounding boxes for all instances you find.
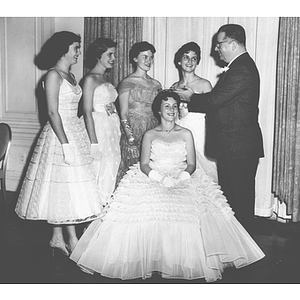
[175,86,194,102]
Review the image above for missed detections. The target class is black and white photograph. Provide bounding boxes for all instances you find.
[1,1,299,298]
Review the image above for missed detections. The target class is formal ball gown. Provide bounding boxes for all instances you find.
[70,139,265,282]
[90,82,121,205]
[116,80,161,184]
[15,69,104,224]
[176,112,218,182]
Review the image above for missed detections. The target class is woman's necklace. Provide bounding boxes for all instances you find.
[161,124,176,135]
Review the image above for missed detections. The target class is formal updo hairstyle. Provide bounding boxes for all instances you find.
[129,41,156,70]
[85,37,117,70]
[152,89,181,122]
[35,31,81,70]
[174,41,201,70]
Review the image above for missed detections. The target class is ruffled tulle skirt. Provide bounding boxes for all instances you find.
[15,118,104,224]
[70,164,265,282]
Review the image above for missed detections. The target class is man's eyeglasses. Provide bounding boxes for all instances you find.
[215,39,230,49]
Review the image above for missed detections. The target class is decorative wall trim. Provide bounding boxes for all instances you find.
[0,17,54,193]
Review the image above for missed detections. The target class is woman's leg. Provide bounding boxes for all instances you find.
[50,225,69,256]
[65,225,78,253]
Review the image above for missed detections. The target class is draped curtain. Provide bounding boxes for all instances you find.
[272,17,300,222]
[143,17,280,219]
[84,17,143,86]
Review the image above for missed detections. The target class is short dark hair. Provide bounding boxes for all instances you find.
[35,31,81,70]
[85,37,117,69]
[174,41,201,68]
[129,41,156,68]
[152,89,181,121]
[217,24,246,46]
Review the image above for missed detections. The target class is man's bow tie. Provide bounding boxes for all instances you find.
[221,66,230,73]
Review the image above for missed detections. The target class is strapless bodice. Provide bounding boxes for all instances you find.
[58,79,82,118]
[93,82,118,113]
[149,140,187,176]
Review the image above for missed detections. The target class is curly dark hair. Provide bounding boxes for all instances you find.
[85,37,117,69]
[174,41,201,69]
[34,31,81,70]
[152,89,181,121]
[129,41,156,69]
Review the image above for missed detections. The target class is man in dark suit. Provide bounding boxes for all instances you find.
[176,24,264,232]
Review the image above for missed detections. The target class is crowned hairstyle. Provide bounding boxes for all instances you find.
[34,31,81,70]
[152,89,181,122]
[85,37,117,69]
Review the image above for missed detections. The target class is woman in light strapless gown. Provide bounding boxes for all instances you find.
[15,32,104,256]
[70,90,265,282]
[82,38,121,205]
[172,42,217,182]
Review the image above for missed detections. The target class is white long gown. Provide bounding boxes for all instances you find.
[70,140,265,282]
[177,112,218,182]
[90,82,121,205]
[15,73,104,224]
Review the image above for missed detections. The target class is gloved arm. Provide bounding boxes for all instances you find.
[148,170,176,188]
[148,170,164,182]
[90,143,101,160]
[121,119,139,158]
[62,143,75,165]
[121,119,135,145]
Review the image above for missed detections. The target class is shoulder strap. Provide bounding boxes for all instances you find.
[49,68,64,79]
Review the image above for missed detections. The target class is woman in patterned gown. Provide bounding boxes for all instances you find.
[116,41,162,184]
[82,38,121,205]
[70,90,265,282]
[172,42,217,182]
[15,31,104,256]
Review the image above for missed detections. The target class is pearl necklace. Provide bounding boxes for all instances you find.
[161,125,176,135]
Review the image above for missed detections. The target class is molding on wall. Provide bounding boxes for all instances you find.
[1,17,83,194]
[0,17,55,193]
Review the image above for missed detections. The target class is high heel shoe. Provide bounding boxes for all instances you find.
[49,240,70,257]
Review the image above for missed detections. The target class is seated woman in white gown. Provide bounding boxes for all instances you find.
[70,89,265,282]
[171,42,217,182]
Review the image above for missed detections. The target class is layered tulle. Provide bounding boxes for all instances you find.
[70,141,265,281]
[15,79,104,224]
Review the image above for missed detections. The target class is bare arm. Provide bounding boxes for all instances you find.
[82,75,98,144]
[140,130,153,176]
[202,80,212,93]
[118,82,138,148]
[119,90,130,121]
[45,70,68,144]
[184,129,196,175]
